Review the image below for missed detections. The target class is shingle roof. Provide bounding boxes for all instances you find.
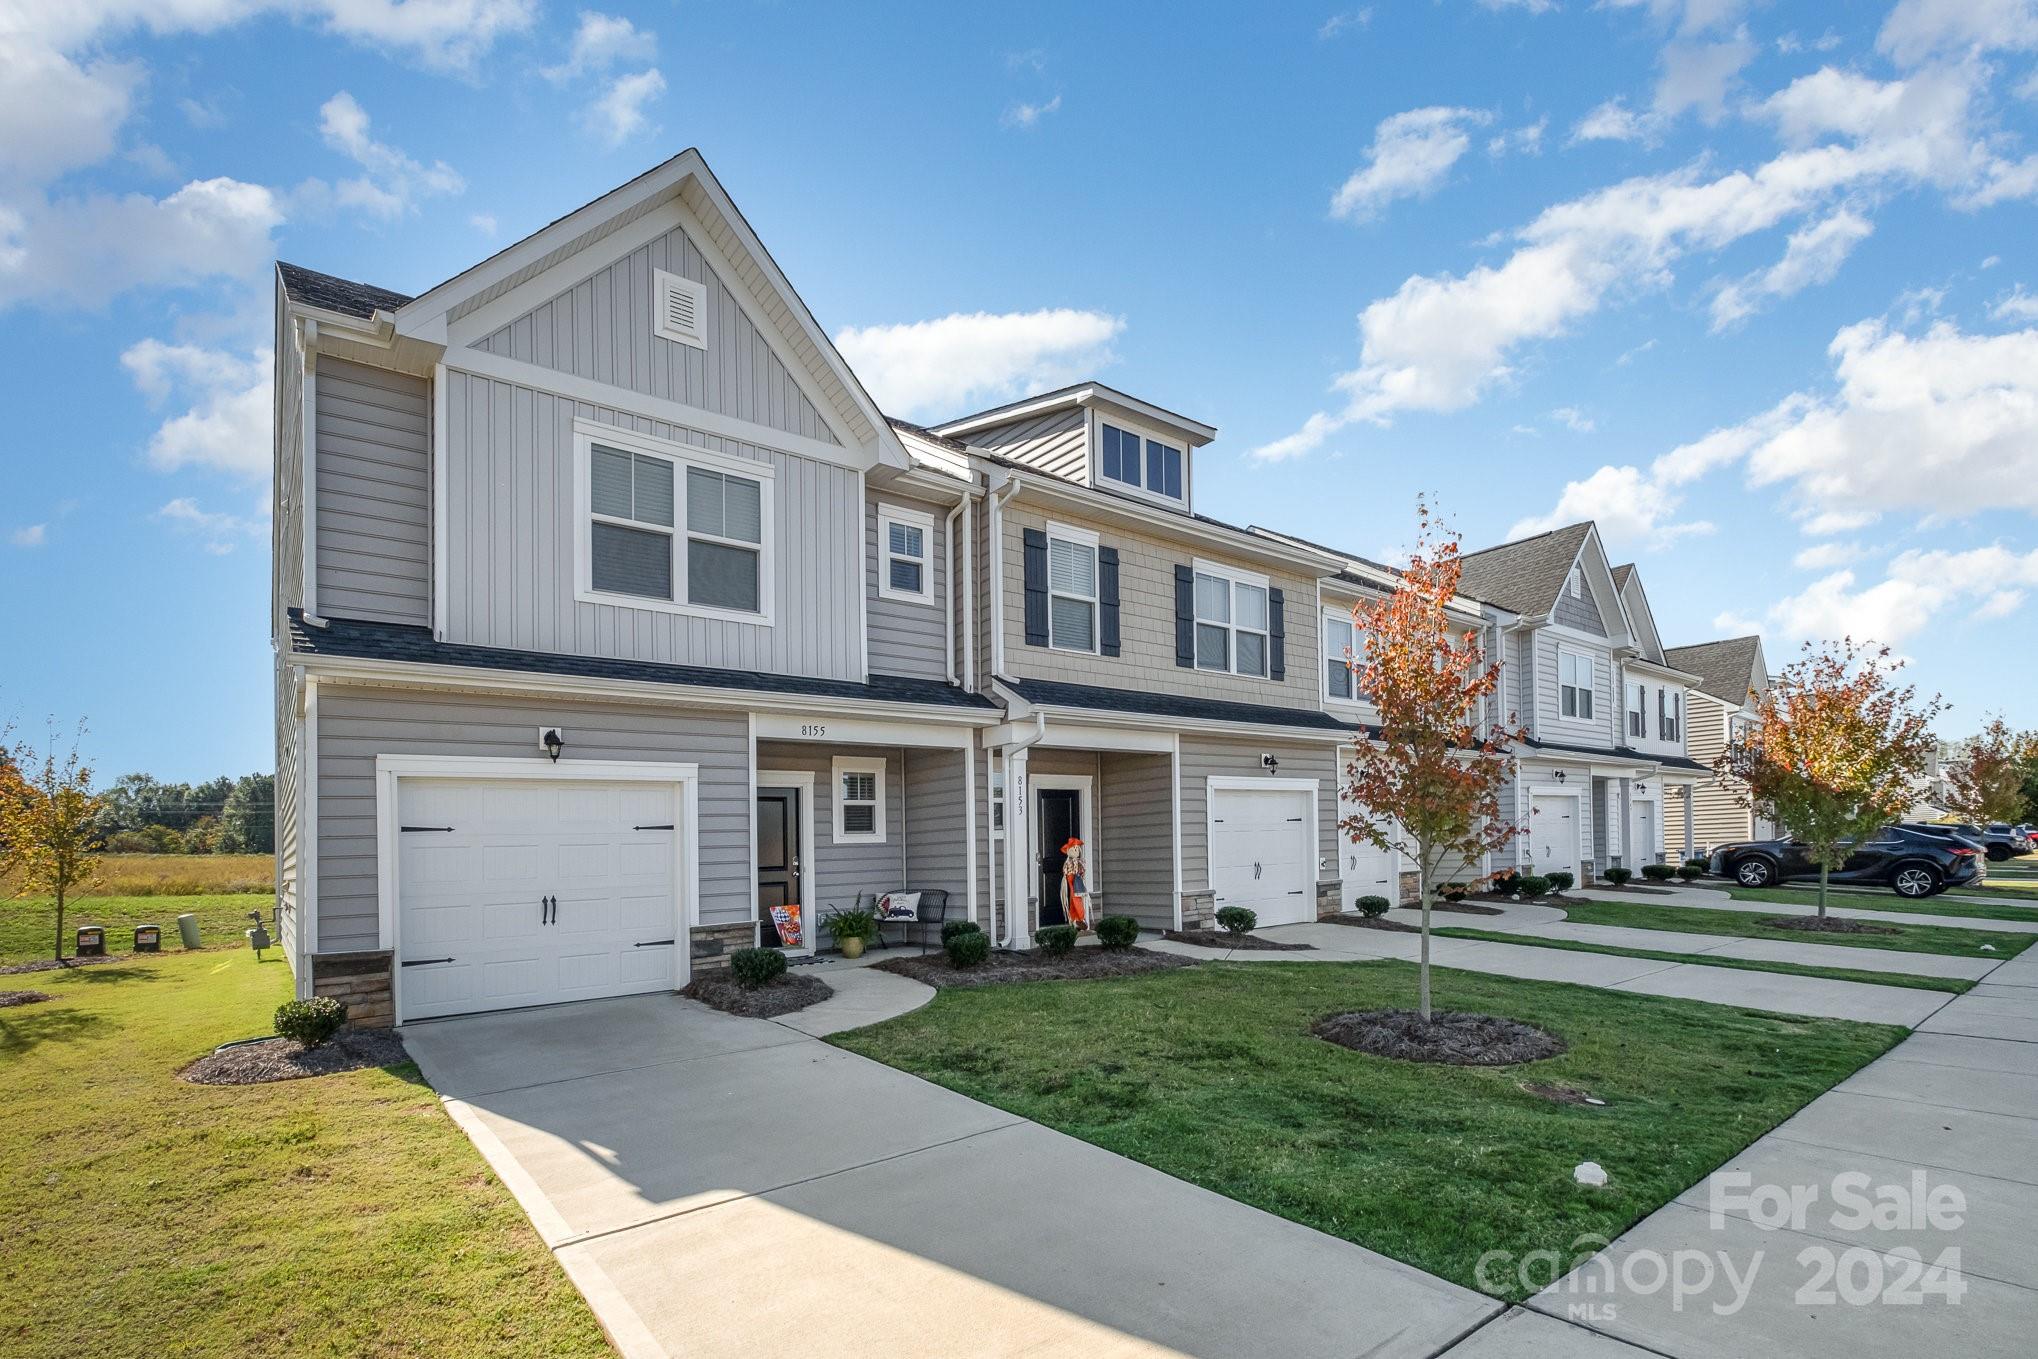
[1519,736,1712,773]
[277,262,413,319]
[287,610,997,711]
[1664,636,1763,705]
[1611,563,1635,591]
[1002,677,1359,734]
[1455,522,1594,619]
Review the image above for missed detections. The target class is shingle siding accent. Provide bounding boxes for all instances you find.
[1552,584,1606,635]
[315,358,432,627]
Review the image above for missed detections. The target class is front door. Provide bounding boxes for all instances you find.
[1036,788,1080,927]
[756,788,805,951]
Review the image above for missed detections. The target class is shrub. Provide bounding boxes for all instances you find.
[1490,871,1519,897]
[1545,871,1575,894]
[946,929,990,968]
[729,947,787,990]
[1096,915,1139,950]
[940,919,983,946]
[1034,924,1078,956]
[1641,863,1676,882]
[1441,885,1469,902]
[1514,874,1551,898]
[1677,864,1703,882]
[1603,866,1634,886]
[1214,905,1257,935]
[1684,858,1709,871]
[274,996,347,1047]
[1356,894,1391,918]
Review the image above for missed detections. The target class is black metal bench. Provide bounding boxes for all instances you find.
[870,889,952,953]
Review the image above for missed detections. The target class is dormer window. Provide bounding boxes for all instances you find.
[1099,421,1183,503]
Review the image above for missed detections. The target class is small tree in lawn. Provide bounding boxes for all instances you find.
[1946,716,2038,826]
[1341,501,1528,1022]
[0,726,106,963]
[1718,640,1943,917]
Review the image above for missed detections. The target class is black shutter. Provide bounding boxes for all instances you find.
[1268,587,1286,681]
[1023,528,1049,647]
[1174,565,1195,667]
[1098,546,1121,657]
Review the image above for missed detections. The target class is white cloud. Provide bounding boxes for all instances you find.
[1994,286,2038,321]
[1317,9,1372,40]
[1762,545,2038,649]
[1487,117,1548,157]
[10,524,48,548]
[1792,541,1865,570]
[834,309,1125,420]
[1479,0,1557,12]
[121,340,273,479]
[154,496,265,554]
[541,10,656,81]
[1506,463,1716,547]
[316,91,462,219]
[1878,0,2038,68]
[0,176,283,308]
[1709,206,1873,329]
[1551,405,1595,432]
[1654,31,1757,122]
[470,212,497,235]
[1572,98,1653,144]
[312,0,538,73]
[1776,30,1842,55]
[1332,106,1491,221]
[1001,94,1062,129]
[0,45,143,184]
[586,68,665,146]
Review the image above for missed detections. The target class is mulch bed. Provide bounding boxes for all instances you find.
[1431,900,1507,916]
[181,1029,410,1086]
[1319,915,1420,933]
[0,954,129,976]
[0,990,55,1008]
[1760,915,1901,936]
[1163,929,1316,951]
[1313,1009,1568,1066]
[875,946,1193,989]
[682,972,833,1018]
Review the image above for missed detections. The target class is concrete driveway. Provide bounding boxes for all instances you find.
[404,993,1497,1359]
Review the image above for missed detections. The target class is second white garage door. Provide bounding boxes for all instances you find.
[1208,783,1316,927]
[397,777,683,1022]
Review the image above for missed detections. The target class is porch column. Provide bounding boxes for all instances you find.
[1684,786,1696,859]
[963,743,978,929]
[1001,747,1032,948]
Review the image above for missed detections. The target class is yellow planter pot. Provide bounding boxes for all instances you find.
[840,936,866,959]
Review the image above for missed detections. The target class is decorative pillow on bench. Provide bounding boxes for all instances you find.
[876,891,921,922]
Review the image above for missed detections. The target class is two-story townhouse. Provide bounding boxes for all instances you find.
[1662,635,1774,857]
[1454,525,1710,883]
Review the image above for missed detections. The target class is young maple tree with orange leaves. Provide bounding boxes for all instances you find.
[1340,501,1528,1021]
[1718,639,1944,918]
[1946,715,2038,827]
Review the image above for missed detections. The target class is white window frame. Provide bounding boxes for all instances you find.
[1194,559,1272,678]
[1322,607,1363,705]
[1558,646,1595,720]
[573,418,776,626]
[1046,520,1101,655]
[832,755,887,845]
[653,268,708,350]
[1091,412,1188,508]
[876,502,936,605]
[1627,680,1647,739]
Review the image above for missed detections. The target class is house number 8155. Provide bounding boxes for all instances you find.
[800,724,828,738]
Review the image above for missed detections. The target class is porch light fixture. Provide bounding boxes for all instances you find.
[1552,770,1567,784]
[540,728,565,763]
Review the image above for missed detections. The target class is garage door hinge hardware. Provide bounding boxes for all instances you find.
[634,939,676,948]
[401,957,455,967]
[401,825,455,833]
[633,823,674,831]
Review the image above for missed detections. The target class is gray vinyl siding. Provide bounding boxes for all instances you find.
[753,742,904,930]
[903,747,971,910]
[1504,762,1596,873]
[472,221,839,447]
[315,358,431,625]
[1536,631,1618,749]
[1000,502,1324,708]
[274,655,301,969]
[1553,582,1607,635]
[1099,751,1175,931]
[968,408,1087,483]
[1178,737,1339,894]
[312,687,751,953]
[441,368,864,678]
[866,490,948,681]
[273,279,305,636]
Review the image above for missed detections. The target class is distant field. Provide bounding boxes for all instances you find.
[0,853,271,899]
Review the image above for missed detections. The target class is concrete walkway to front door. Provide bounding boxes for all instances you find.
[404,992,1498,1359]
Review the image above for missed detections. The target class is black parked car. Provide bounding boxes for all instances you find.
[1709,825,1986,898]
[1984,823,2035,860]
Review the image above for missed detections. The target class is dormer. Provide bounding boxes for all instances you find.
[930,382,1216,515]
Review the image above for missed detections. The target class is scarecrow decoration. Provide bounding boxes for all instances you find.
[1059,837,1091,931]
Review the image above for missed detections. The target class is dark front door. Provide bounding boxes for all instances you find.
[1036,788,1080,927]
[756,788,802,948]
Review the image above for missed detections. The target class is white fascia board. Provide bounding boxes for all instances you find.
[1622,656,1703,685]
[935,384,1217,446]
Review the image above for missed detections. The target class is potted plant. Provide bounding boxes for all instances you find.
[824,903,879,958]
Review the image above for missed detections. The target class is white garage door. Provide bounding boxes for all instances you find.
[1209,785,1315,927]
[1529,794,1579,882]
[397,778,682,1021]
[1337,781,1401,910]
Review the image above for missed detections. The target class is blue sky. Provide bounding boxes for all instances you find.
[3,0,2035,781]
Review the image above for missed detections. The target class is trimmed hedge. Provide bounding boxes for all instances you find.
[1096,916,1139,950]
[940,919,983,946]
[275,996,347,1047]
[1356,894,1391,918]
[1214,905,1257,935]
[729,947,787,990]
[946,930,990,967]
[1545,871,1575,894]
[1514,874,1551,898]
[1603,866,1634,886]
[1034,924,1078,956]
[1677,864,1703,882]
[1641,863,1676,882]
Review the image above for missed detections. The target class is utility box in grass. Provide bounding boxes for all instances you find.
[134,925,162,953]
[176,913,202,949]
[75,926,106,957]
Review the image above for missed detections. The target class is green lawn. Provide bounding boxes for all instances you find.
[1432,927,1973,994]
[0,948,610,1358]
[1720,884,2038,923]
[1563,898,2029,958]
[1949,876,2038,900]
[1,893,270,966]
[832,961,1903,1300]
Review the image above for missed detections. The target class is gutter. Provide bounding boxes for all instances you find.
[944,498,964,685]
[987,473,1023,679]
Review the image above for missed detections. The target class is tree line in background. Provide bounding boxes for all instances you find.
[94,771,275,856]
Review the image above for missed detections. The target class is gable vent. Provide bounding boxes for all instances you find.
[654,268,708,350]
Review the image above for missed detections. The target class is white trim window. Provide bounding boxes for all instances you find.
[989,769,1005,839]
[877,503,934,604]
[1627,681,1647,738]
[832,756,886,844]
[1559,648,1595,720]
[1097,419,1185,505]
[1323,609,1365,702]
[1660,689,1681,742]
[1047,524,1100,653]
[1195,563,1270,677]
[576,420,775,623]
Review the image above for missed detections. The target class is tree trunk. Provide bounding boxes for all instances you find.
[1817,862,1829,920]
[53,882,66,964]
[1416,860,1432,1023]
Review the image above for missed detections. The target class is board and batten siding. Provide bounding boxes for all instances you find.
[313,686,751,954]
[968,408,1087,483]
[999,502,1325,709]
[865,490,949,681]
[1177,737,1339,894]
[315,358,431,626]
[471,222,840,448]
[440,368,865,678]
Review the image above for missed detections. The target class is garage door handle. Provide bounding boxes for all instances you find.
[634,823,674,831]
[634,939,675,948]
[401,825,454,833]
[402,957,455,968]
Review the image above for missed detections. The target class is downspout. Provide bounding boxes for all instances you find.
[944,501,963,685]
[1000,710,1048,949]
[960,491,977,692]
[987,474,1022,681]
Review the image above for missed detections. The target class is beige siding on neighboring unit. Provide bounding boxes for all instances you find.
[1178,737,1340,894]
[315,358,432,626]
[1684,690,1755,853]
[472,222,839,447]
[865,490,949,681]
[969,408,1087,483]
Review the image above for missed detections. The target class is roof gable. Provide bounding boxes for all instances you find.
[1664,636,1766,704]
[1458,522,1631,633]
[1613,564,1666,662]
